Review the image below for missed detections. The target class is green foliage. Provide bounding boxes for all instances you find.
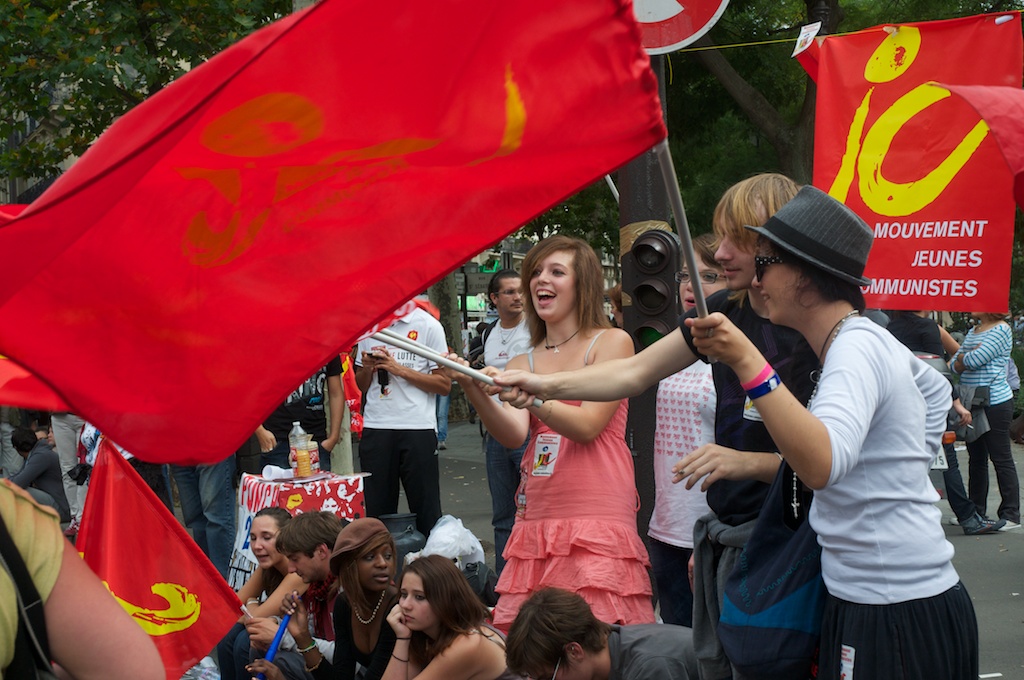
[0,0,291,178]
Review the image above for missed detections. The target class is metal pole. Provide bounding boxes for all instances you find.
[654,139,708,318]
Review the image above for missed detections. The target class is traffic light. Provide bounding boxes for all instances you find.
[622,229,681,350]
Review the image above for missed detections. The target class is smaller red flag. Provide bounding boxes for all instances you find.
[77,441,240,680]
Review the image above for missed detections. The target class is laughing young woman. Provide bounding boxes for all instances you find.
[450,235,654,631]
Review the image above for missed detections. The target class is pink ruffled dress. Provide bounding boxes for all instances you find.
[491,399,655,629]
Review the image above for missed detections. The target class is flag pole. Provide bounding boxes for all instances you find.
[373,329,543,407]
[653,139,708,318]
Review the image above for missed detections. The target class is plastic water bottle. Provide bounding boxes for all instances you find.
[288,421,307,473]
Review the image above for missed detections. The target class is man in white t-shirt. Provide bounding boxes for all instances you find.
[481,270,532,573]
[355,302,450,537]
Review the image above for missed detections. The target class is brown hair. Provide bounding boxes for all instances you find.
[402,555,489,666]
[338,530,397,618]
[254,507,292,596]
[275,511,343,559]
[506,588,611,678]
[519,235,611,347]
[713,174,799,305]
[692,232,721,271]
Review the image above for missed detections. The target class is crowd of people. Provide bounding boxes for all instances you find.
[3,171,1023,680]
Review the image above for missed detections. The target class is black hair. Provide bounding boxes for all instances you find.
[487,269,520,297]
[791,257,866,311]
[11,426,37,453]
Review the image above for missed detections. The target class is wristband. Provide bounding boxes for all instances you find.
[746,371,782,399]
[740,362,773,391]
[392,653,410,662]
[298,641,317,653]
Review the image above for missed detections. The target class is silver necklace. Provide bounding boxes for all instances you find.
[808,309,859,405]
[544,328,580,353]
[498,324,516,345]
[355,589,388,625]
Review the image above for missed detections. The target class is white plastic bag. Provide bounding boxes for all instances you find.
[421,515,485,569]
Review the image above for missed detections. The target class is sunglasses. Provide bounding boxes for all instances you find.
[754,254,784,280]
[674,270,722,285]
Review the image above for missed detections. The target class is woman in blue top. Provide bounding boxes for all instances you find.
[951,313,1020,529]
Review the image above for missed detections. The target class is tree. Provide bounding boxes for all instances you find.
[0,0,291,179]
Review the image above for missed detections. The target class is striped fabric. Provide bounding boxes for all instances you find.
[955,323,1013,405]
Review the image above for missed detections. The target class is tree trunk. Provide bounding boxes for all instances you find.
[429,274,469,421]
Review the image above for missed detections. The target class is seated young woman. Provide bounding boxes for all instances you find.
[217,507,307,680]
[382,554,515,680]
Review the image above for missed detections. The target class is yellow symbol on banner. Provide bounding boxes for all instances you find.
[112,582,201,635]
[178,65,526,268]
[286,493,303,510]
[827,26,988,217]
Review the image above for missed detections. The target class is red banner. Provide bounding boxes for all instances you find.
[0,355,69,411]
[810,13,1022,312]
[77,442,240,679]
[0,0,665,464]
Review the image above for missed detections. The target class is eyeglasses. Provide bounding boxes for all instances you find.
[674,271,722,285]
[498,289,521,296]
[754,254,784,280]
[524,655,561,680]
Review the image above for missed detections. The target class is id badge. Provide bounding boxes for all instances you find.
[742,396,764,422]
[531,433,562,476]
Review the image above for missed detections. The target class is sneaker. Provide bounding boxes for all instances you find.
[438,441,447,450]
[945,515,959,526]
[998,520,1021,532]
[62,518,79,537]
[961,515,1005,535]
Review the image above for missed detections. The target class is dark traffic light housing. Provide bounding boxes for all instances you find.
[622,229,681,350]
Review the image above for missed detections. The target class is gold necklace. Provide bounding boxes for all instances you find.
[544,328,580,353]
[355,589,388,625]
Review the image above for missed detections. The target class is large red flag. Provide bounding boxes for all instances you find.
[808,12,1022,312]
[0,355,70,411]
[0,0,665,464]
[77,442,240,679]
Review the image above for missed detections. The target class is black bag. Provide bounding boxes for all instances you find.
[0,513,60,679]
[462,560,499,607]
[718,462,825,680]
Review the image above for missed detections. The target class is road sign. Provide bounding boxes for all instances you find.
[634,0,729,55]
[465,271,492,295]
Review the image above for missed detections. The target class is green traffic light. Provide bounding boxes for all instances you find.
[636,326,666,348]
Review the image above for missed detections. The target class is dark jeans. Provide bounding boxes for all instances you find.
[648,537,694,627]
[942,442,977,523]
[170,456,237,579]
[484,432,528,575]
[967,399,1020,523]
[359,428,441,537]
[216,622,250,680]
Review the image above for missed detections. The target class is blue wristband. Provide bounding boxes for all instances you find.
[746,371,782,399]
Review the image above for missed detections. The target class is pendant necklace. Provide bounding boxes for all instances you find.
[544,328,580,353]
[498,325,516,345]
[355,589,388,625]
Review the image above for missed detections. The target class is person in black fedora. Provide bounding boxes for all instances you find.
[687,185,979,680]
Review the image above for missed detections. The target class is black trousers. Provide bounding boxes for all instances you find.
[967,399,1020,523]
[819,582,978,680]
[358,428,440,537]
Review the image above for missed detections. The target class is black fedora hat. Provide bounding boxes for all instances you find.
[745,185,873,286]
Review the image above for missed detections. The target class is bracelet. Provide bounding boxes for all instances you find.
[395,637,412,640]
[746,371,782,399]
[392,653,410,662]
[774,452,783,461]
[740,362,773,391]
[245,598,260,604]
[305,651,324,672]
[298,641,317,653]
